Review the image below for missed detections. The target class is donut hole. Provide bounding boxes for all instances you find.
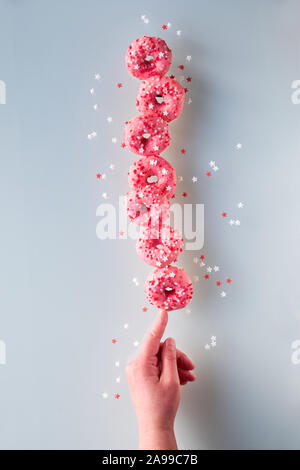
[165,287,175,296]
[155,95,164,105]
[147,175,158,184]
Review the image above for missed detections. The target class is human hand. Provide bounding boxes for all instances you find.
[126,310,196,450]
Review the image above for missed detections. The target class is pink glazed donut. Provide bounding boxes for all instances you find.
[145,266,193,311]
[136,225,183,268]
[126,191,170,227]
[124,115,170,156]
[125,36,172,80]
[136,76,185,122]
[128,155,176,200]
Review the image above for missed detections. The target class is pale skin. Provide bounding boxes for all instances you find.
[126,309,196,450]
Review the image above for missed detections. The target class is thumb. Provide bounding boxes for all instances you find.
[160,338,179,385]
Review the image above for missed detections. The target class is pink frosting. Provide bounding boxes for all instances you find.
[136,76,185,122]
[124,115,170,156]
[126,191,170,227]
[125,36,172,80]
[137,225,183,268]
[128,155,176,200]
[145,266,193,311]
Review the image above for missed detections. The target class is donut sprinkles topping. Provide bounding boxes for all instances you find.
[125,36,193,311]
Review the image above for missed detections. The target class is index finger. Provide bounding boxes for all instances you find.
[140,309,168,359]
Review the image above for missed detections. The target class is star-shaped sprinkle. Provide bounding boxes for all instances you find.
[235,220,241,226]
[96,173,101,179]
[211,336,216,342]
[123,323,129,329]
[211,340,217,348]
[216,281,222,286]
[169,272,176,278]
[209,161,215,167]
[94,73,101,80]
[226,278,232,284]
[107,116,113,123]
[204,274,210,280]
[207,266,212,273]
[192,176,197,182]
[186,55,192,61]
[182,192,188,198]
[220,291,227,298]
[176,30,182,36]
[186,76,192,82]
[222,212,227,218]
[133,340,139,347]
[114,393,120,399]
[102,193,109,199]
[117,83,123,88]
[101,173,106,179]
[93,104,99,110]
[206,171,211,177]
[153,145,159,151]
[200,254,205,260]
[132,277,140,286]
[112,137,117,143]
[116,377,121,383]
[142,307,148,312]
[162,24,167,30]
[109,164,115,170]
[204,344,211,350]
[213,266,219,272]
[236,143,242,150]
[101,392,108,399]
[200,262,205,267]
[115,361,120,367]
[229,219,235,226]
[90,88,95,95]
[167,22,172,28]
[237,202,244,208]
[112,338,117,344]
[178,65,184,71]
[181,148,186,154]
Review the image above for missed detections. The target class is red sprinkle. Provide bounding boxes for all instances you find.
[114,393,120,399]
[178,65,184,70]
[216,281,222,286]
[142,307,148,312]
[222,212,227,218]
[117,83,123,88]
[182,192,188,198]
[204,274,210,280]
[186,77,192,82]
[181,148,186,155]
[112,339,117,344]
[162,24,168,30]
[121,142,126,148]
[226,278,232,284]
[206,171,211,177]
[96,173,101,179]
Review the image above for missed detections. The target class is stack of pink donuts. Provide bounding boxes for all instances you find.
[124,36,193,311]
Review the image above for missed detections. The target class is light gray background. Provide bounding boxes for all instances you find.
[1,0,300,450]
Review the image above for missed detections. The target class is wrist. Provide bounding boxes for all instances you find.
[138,423,177,450]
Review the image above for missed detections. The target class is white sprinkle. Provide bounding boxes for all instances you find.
[220,291,227,298]
[102,192,109,199]
[204,344,211,350]
[207,266,212,273]
[213,266,219,272]
[90,88,95,95]
[116,377,121,383]
[124,323,129,329]
[93,104,99,110]
[167,22,172,28]
[236,143,242,150]
[186,55,192,62]
[209,161,215,167]
[192,176,197,183]
[235,220,241,226]
[176,30,182,36]
[94,73,101,81]
[107,116,113,123]
[101,392,108,399]
[112,137,117,143]
[133,340,139,347]
[115,361,120,367]
[237,202,244,209]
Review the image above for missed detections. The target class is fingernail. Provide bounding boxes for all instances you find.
[166,338,176,351]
